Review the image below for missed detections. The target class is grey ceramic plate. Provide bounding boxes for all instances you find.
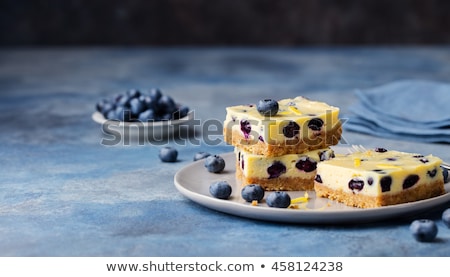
[174,147,450,224]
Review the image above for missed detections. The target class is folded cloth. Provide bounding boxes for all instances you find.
[344,79,450,143]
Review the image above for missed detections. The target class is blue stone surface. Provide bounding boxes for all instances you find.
[1,47,450,256]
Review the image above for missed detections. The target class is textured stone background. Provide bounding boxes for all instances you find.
[1,0,450,46]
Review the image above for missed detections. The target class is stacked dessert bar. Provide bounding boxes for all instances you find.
[223,96,343,191]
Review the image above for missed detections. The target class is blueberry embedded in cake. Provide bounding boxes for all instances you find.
[314,148,445,208]
[235,147,335,191]
[223,96,342,157]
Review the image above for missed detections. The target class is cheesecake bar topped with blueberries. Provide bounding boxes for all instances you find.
[223,96,342,157]
[314,148,445,208]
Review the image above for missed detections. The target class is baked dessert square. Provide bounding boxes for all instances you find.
[314,148,445,208]
[223,96,342,156]
[235,146,335,191]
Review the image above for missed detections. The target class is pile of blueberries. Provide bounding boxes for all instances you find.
[96,88,189,122]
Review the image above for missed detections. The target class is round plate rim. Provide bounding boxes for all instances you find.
[174,151,450,224]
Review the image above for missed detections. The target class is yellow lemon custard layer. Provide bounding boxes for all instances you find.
[223,96,342,156]
[236,147,335,191]
[314,148,445,208]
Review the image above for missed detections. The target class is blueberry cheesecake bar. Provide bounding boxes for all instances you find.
[223,96,342,157]
[314,148,445,208]
[235,147,335,191]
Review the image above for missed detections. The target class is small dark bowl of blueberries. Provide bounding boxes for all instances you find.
[93,88,193,137]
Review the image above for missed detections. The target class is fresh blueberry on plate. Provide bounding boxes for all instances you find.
[409,219,438,242]
[209,181,232,199]
[159,147,178,163]
[241,184,265,202]
[266,191,291,208]
[204,155,226,173]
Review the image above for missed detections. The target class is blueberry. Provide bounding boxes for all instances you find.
[403,174,419,189]
[266,191,291,208]
[295,157,317,172]
[106,109,119,120]
[427,168,437,178]
[114,106,132,122]
[100,102,115,117]
[380,176,392,192]
[267,161,286,179]
[149,88,162,102]
[129,97,146,117]
[374,147,388,153]
[241,184,265,202]
[126,89,141,99]
[140,95,158,111]
[193,151,211,161]
[282,121,300,138]
[158,95,177,114]
[117,94,132,107]
[96,98,110,113]
[442,208,450,228]
[308,118,324,131]
[256,99,279,116]
[442,167,449,183]
[209,181,232,199]
[158,146,178,162]
[410,219,438,242]
[348,178,364,192]
[138,109,156,122]
[204,155,226,173]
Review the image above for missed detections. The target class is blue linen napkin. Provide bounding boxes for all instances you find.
[343,79,450,143]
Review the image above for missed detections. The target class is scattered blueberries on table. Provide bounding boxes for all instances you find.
[209,181,232,199]
[158,147,178,163]
[204,155,226,173]
[95,88,189,122]
[409,219,438,242]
